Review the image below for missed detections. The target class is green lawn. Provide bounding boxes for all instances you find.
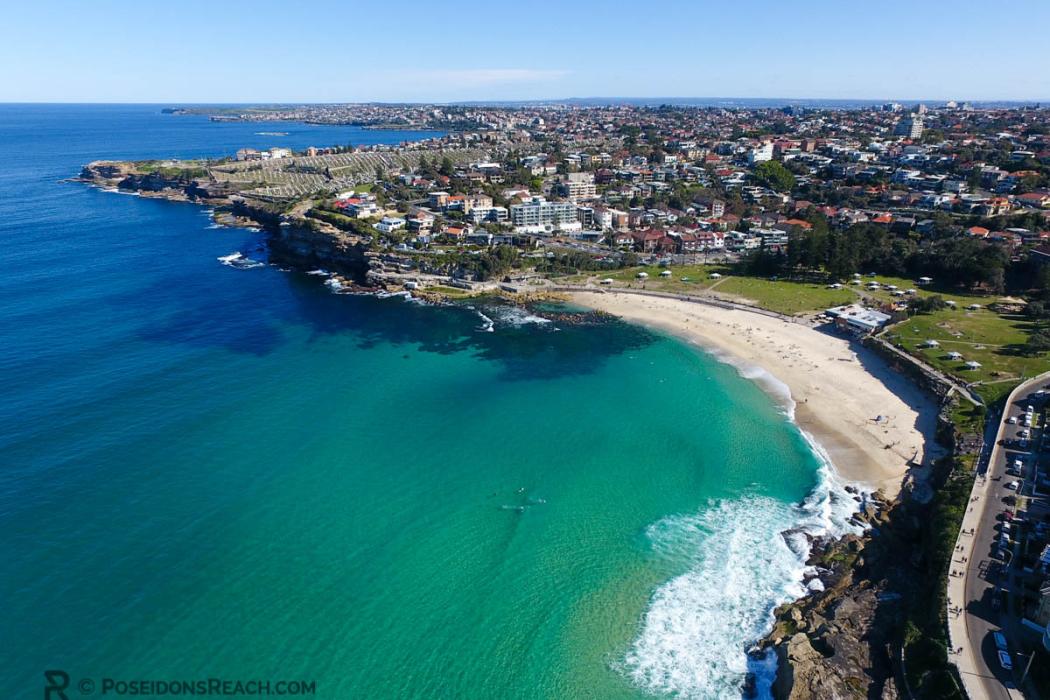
[712,276,856,315]
[426,285,474,298]
[855,274,1004,309]
[885,307,1050,404]
[557,265,857,315]
[558,264,733,293]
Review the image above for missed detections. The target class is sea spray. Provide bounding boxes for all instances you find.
[624,455,866,699]
[469,303,554,332]
[484,304,553,328]
[217,252,265,270]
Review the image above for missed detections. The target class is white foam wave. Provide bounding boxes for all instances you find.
[689,341,796,419]
[305,269,331,276]
[624,464,865,699]
[473,309,495,333]
[484,305,553,329]
[217,252,264,269]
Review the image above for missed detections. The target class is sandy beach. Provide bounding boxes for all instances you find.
[572,291,941,498]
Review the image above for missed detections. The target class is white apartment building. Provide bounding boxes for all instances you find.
[748,143,774,164]
[559,172,597,200]
[375,217,406,234]
[510,197,580,233]
[469,206,509,225]
[895,117,924,139]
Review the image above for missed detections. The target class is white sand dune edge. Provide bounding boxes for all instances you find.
[572,291,941,499]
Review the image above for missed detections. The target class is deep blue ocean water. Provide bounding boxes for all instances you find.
[0,105,854,699]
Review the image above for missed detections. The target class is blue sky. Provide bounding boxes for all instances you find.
[4,0,1049,103]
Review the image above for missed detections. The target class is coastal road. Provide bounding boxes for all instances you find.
[948,372,1050,700]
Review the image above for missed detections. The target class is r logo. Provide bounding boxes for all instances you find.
[44,670,69,700]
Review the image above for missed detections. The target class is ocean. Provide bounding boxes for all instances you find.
[0,105,860,699]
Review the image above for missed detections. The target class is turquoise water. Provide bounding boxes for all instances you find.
[0,106,854,699]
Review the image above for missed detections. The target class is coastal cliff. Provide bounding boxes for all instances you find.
[269,217,373,282]
[79,160,374,283]
[761,442,973,700]
[762,503,901,700]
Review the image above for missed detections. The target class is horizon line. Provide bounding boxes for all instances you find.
[1,96,1048,106]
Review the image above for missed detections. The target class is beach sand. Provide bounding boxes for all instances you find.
[572,291,941,498]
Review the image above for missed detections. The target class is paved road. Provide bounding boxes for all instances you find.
[949,372,1050,700]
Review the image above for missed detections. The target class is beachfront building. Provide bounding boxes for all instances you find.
[469,206,509,225]
[752,227,789,251]
[509,196,580,234]
[825,304,892,335]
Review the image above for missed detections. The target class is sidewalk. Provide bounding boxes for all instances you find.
[947,374,1050,700]
[947,468,997,699]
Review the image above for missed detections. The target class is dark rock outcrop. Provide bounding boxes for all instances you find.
[79,161,374,283]
[762,500,910,700]
[269,220,372,282]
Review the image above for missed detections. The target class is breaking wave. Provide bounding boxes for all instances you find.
[216,252,264,270]
[472,304,553,330]
[623,456,866,699]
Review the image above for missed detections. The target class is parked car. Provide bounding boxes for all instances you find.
[1007,416,1017,424]
[993,631,1008,652]
[998,649,1013,671]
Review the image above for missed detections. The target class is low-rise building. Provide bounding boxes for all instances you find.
[375,216,406,234]
[825,304,892,335]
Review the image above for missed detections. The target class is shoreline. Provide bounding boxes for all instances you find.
[77,171,907,695]
[77,174,939,500]
[570,290,942,499]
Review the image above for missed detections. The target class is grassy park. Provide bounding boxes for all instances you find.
[885,304,1049,403]
[711,276,855,315]
[558,264,858,315]
[551,262,1050,400]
